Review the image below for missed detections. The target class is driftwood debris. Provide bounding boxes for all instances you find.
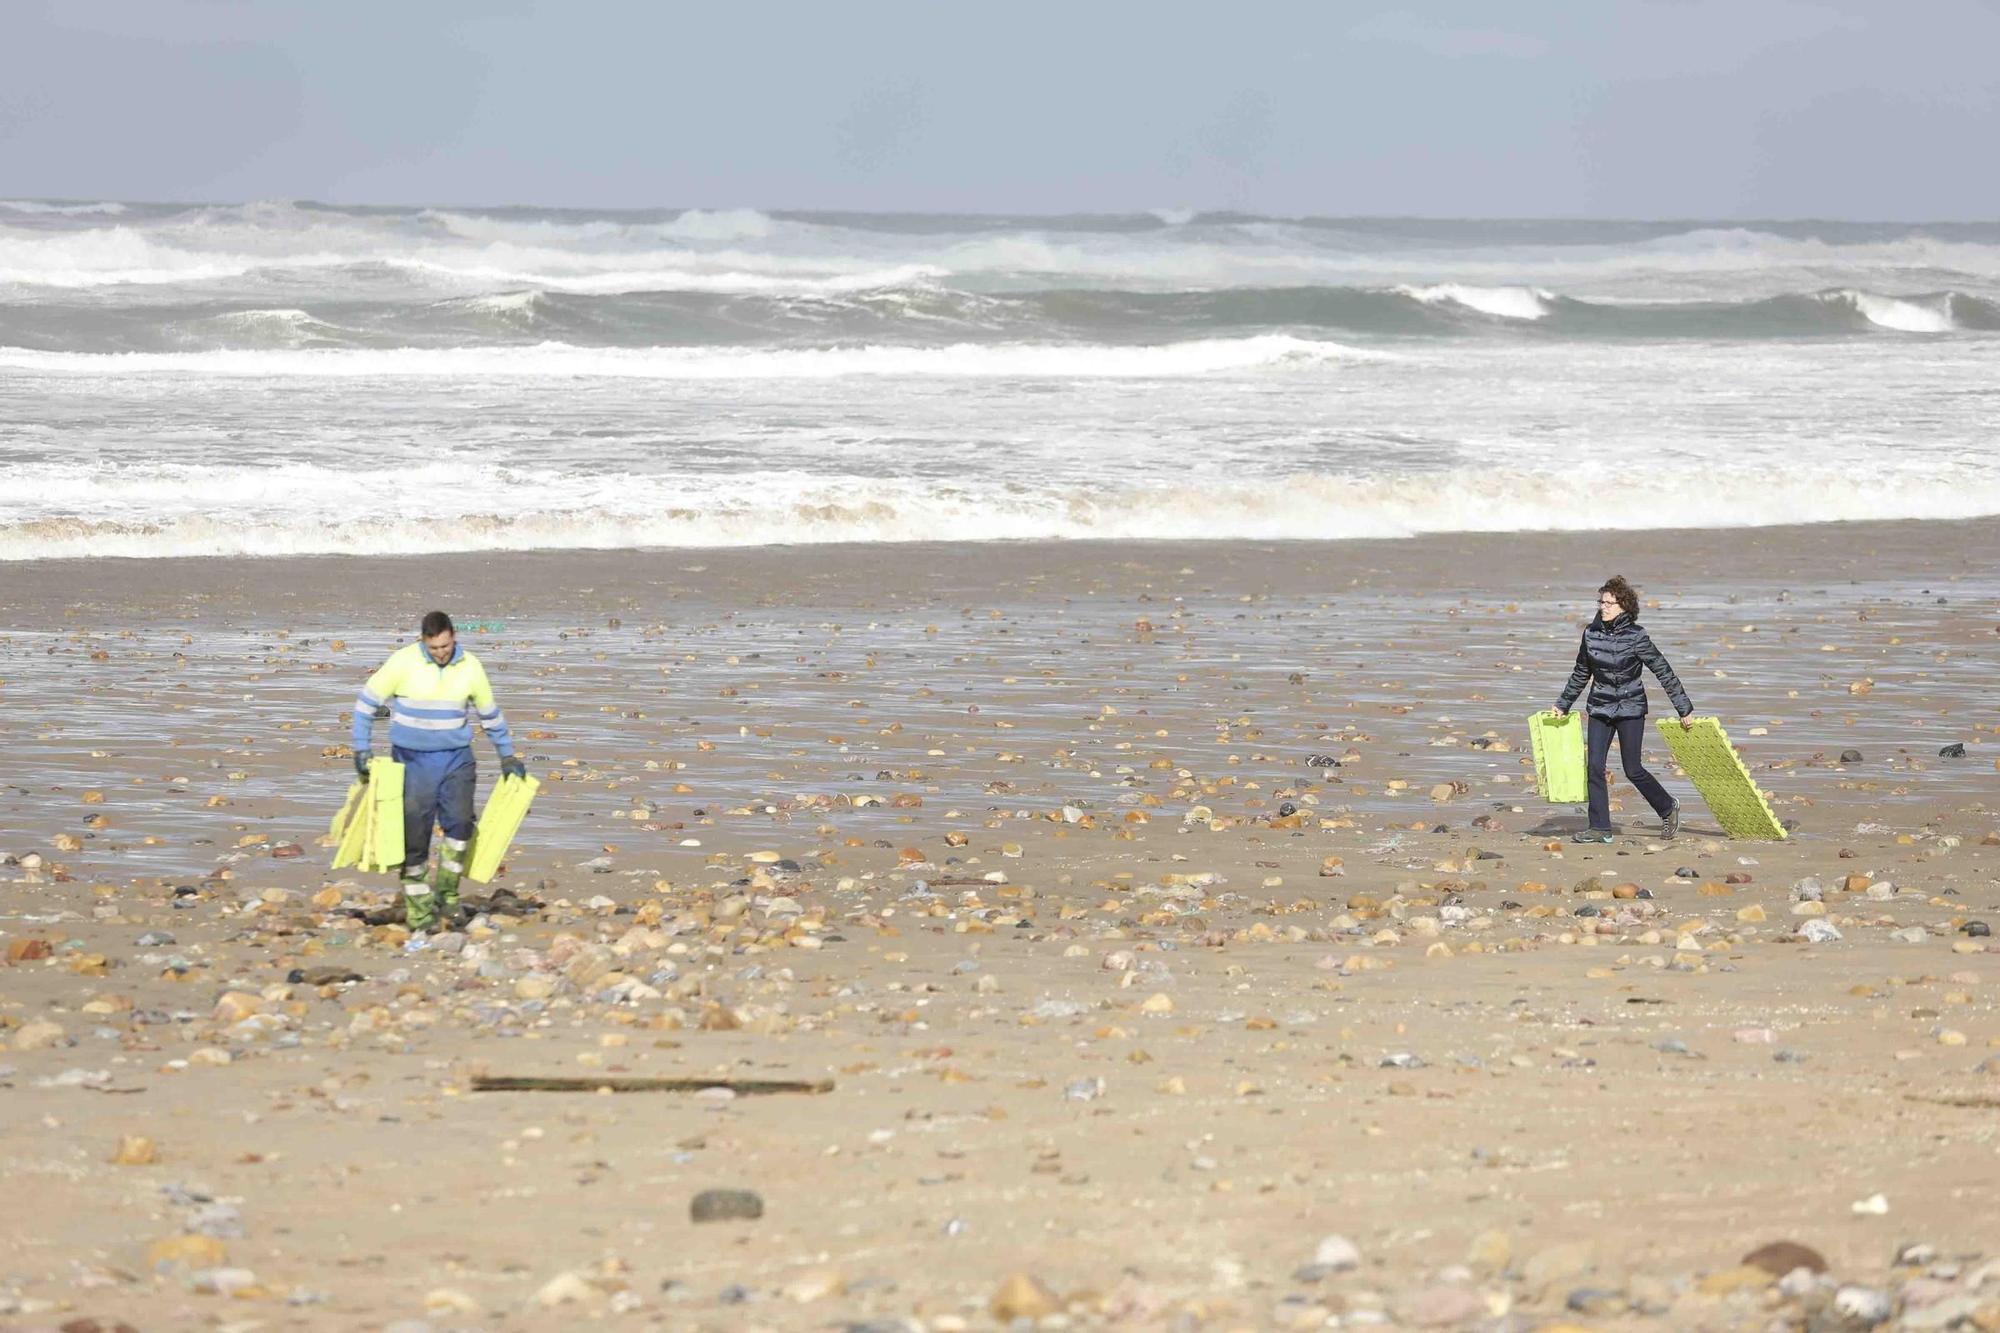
[472,1074,834,1096]
[1904,1092,2000,1110]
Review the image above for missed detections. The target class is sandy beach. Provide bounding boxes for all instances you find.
[3,520,1999,1331]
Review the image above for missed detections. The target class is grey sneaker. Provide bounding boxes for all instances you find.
[1571,829,1615,844]
[1661,805,1682,840]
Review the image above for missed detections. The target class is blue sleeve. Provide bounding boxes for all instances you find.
[475,702,514,757]
[352,685,384,751]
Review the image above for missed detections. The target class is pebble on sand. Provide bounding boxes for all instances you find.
[990,1272,1061,1321]
[689,1188,764,1223]
[110,1135,158,1166]
[1742,1240,1828,1276]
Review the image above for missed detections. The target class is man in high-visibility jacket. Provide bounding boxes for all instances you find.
[351,610,524,931]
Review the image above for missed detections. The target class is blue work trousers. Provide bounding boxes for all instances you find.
[394,745,476,872]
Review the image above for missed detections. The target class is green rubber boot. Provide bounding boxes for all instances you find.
[435,836,469,930]
[401,866,438,934]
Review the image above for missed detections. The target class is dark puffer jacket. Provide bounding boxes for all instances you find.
[1555,612,1692,720]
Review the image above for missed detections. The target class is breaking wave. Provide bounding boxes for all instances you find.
[1819,289,1957,333]
[8,464,2000,561]
[0,199,129,216]
[0,335,1380,379]
[1397,283,1552,320]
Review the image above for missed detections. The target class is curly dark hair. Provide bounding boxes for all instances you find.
[1599,575,1639,619]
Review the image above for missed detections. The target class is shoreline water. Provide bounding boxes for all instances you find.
[8,515,2000,617]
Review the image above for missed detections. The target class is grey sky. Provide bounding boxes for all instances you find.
[4,0,1997,218]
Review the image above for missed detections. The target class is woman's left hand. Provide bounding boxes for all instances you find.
[1680,715,1695,730]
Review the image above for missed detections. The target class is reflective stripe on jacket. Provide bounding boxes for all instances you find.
[352,642,514,754]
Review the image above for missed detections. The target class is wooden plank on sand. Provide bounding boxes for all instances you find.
[471,1074,834,1096]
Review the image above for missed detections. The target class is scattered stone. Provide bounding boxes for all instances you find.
[1840,749,1864,763]
[1566,1286,1626,1316]
[1833,1285,1894,1325]
[533,1271,596,1307]
[1312,1234,1362,1272]
[1466,1228,1511,1273]
[146,1234,227,1271]
[1401,1284,1485,1326]
[1698,1264,1774,1296]
[110,1135,158,1166]
[211,992,262,1023]
[781,1265,845,1303]
[1903,1295,1985,1330]
[189,1266,259,1296]
[1523,1241,1596,1292]
[990,1272,1061,1321]
[187,1201,243,1238]
[1743,1240,1827,1276]
[424,1289,481,1315]
[690,1188,764,1223]
[11,1020,66,1051]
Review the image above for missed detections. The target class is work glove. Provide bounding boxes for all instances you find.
[353,749,372,780]
[501,755,527,781]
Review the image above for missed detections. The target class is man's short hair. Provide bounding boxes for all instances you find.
[420,611,455,639]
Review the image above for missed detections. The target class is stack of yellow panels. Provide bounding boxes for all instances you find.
[329,758,406,872]
[466,773,540,883]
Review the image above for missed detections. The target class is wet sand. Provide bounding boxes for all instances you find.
[2,521,1998,1330]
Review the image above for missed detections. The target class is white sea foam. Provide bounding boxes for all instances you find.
[0,228,259,286]
[0,232,945,294]
[1398,283,1553,320]
[0,199,129,216]
[8,209,2000,303]
[430,261,945,296]
[425,207,781,246]
[5,205,1998,566]
[659,208,779,241]
[7,463,2000,561]
[1821,289,1957,333]
[0,335,1378,380]
[216,308,318,326]
[456,290,547,317]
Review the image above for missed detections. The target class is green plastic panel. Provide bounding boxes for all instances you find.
[1654,717,1787,841]
[1528,711,1588,804]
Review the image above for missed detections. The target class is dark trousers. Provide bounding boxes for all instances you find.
[1586,714,1675,831]
[394,745,476,873]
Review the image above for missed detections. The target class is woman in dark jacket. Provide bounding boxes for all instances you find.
[1553,575,1693,843]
